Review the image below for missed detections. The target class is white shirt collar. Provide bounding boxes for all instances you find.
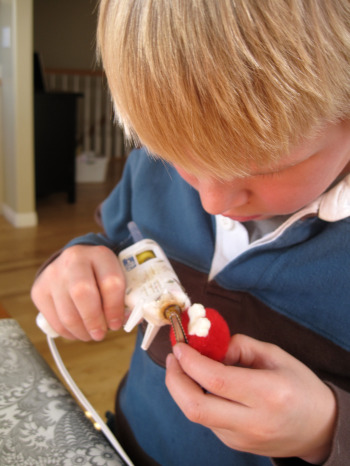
[318,174,350,221]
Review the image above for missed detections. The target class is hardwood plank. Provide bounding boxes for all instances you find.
[0,302,10,318]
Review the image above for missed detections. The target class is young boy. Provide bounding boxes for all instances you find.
[31,1,350,464]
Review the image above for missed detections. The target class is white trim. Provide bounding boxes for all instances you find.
[2,203,38,227]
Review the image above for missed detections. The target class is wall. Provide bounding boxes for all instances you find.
[34,0,100,70]
[0,1,7,216]
[0,60,3,209]
[0,0,37,227]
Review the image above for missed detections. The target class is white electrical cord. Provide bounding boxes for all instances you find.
[46,334,133,466]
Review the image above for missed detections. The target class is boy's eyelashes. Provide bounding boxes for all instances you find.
[253,170,282,179]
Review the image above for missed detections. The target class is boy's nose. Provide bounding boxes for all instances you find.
[198,182,249,215]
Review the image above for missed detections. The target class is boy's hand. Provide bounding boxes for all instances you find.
[165,334,336,464]
[31,245,126,341]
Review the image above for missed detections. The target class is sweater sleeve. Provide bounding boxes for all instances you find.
[322,384,350,465]
[272,383,350,466]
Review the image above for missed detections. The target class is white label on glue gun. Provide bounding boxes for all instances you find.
[118,239,190,349]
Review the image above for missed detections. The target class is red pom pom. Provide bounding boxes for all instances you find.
[169,307,230,362]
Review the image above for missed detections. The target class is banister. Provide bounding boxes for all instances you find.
[45,68,105,77]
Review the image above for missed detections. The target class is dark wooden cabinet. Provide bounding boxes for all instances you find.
[34,92,81,203]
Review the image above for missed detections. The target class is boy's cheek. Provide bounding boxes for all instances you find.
[174,165,199,188]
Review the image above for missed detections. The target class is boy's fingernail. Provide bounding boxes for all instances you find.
[166,353,175,368]
[90,329,105,341]
[173,344,182,360]
[109,318,122,330]
[122,312,131,325]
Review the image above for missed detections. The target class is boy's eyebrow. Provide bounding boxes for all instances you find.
[249,164,294,176]
[247,163,292,177]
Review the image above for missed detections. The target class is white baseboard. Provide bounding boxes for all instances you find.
[2,203,38,227]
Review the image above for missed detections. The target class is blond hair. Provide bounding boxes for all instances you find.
[97,0,350,178]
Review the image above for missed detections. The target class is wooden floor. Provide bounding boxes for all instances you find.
[0,158,136,421]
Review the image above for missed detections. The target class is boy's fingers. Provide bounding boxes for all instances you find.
[92,254,126,330]
[165,353,246,430]
[36,293,78,341]
[170,342,273,405]
[63,262,109,340]
[32,245,126,341]
[52,285,94,341]
[165,353,213,426]
[224,334,281,369]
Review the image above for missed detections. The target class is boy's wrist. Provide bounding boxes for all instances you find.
[300,384,337,464]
